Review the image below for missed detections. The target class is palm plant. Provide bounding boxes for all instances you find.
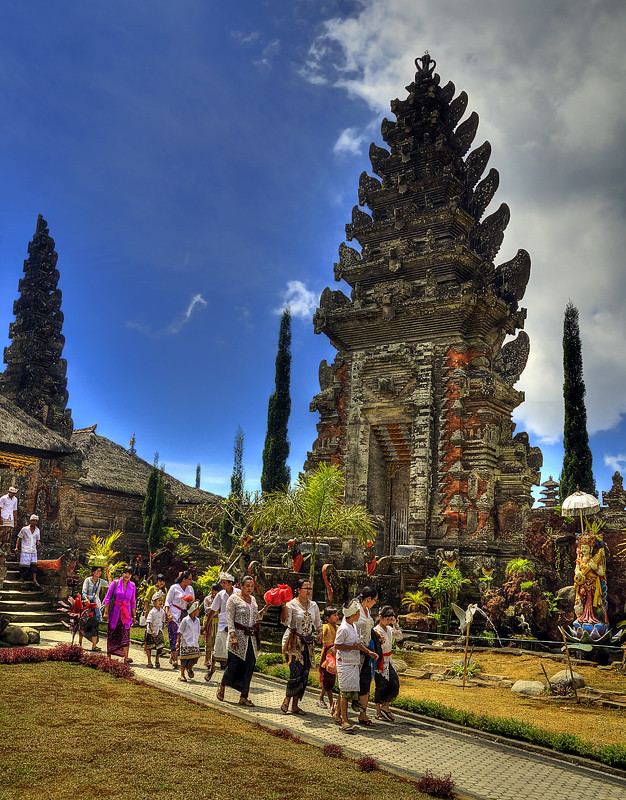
[252,462,376,590]
[419,567,470,633]
[401,590,431,613]
[505,558,535,581]
[86,531,124,574]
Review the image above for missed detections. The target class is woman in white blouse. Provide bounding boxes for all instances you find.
[280,578,323,715]
[355,585,382,726]
[216,576,269,706]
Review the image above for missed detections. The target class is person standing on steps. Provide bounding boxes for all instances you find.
[0,486,18,549]
[15,514,41,586]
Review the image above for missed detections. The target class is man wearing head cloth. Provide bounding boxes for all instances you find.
[0,487,18,548]
[15,514,41,586]
[204,571,240,681]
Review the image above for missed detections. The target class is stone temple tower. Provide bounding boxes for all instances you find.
[0,214,73,439]
[306,53,542,557]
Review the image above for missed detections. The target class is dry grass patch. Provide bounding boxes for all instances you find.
[399,649,626,747]
[0,663,437,800]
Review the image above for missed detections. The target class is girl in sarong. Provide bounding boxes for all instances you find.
[373,605,403,721]
[332,599,377,734]
[318,606,338,710]
[280,578,323,715]
[177,600,201,681]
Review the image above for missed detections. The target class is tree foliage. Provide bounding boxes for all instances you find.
[419,567,470,633]
[261,308,292,493]
[144,466,166,555]
[253,462,376,589]
[219,426,245,551]
[561,301,595,499]
[195,463,201,489]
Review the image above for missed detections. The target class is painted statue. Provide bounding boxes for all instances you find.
[572,528,609,639]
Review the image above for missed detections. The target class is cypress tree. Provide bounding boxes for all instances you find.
[142,467,159,539]
[560,301,595,499]
[148,472,165,554]
[261,308,292,493]
[195,463,201,489]
[219,426,245,550]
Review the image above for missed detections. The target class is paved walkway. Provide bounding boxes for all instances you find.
[38,630,626,800]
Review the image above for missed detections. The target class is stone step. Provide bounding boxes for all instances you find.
[3,610,65,625]
[0,579,46,593]
[0,599,51,612]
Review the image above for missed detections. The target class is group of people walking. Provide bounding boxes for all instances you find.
[78,565,403,732]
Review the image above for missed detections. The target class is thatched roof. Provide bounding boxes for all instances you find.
[0,395,75,455]
[71,428,220,504]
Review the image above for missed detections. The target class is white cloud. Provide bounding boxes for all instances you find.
[128,292,207,337]
[303,0,626,443]
[604,454,626,473]
[275,280,318,321]
[333,127,367,156]
[253,39,280,71]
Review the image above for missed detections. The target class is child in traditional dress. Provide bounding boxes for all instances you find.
[373,605,403,721]
[202,583,221,675]
[145,590,166,668]
[318,606,338,710]
[176,600,201,682]
[331,599,377,734]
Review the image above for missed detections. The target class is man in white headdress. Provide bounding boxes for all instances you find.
[0,487,18,548]
[15,514,41,586]
[204,571,240,681]
[331,599,377,734]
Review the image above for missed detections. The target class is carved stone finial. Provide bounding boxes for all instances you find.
[415,51,436,80]
[602,471,626,510]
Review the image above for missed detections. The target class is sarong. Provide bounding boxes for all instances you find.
[180,644,201,663]
[222,641,256,698]
[213,629,228,660]
[81,614,100,641]
[145,630,164,653]
[374,663,399,704]
[107,618,130,657]
[286,643,311,699]
[359,656,373,696]
[318,645,336,692]
[205,617,218,656]
[167,619,179,656]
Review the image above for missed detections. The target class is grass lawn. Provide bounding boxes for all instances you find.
[398,649,626,748]
[0,662,439,800]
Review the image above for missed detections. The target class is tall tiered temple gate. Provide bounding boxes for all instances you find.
[306,53,542,557]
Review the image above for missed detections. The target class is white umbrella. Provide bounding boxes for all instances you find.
[561,487,600,534]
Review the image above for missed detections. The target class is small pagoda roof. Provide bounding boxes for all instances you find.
[541,475,559,488]
[71,428,221,504]
[0,395,75,456]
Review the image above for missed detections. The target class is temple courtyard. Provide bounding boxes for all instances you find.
[1,628,625,800]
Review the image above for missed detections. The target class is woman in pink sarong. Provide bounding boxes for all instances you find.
[103,565,137,663]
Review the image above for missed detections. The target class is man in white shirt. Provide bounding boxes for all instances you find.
[0,487,18,547]
[15,514,41,586]
[204,571,240,681]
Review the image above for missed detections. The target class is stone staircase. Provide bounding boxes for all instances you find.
[0,560,65,631]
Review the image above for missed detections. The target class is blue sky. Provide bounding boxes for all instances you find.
[1,0,625,502]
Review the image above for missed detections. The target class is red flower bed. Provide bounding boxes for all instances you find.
[0,643,134,679]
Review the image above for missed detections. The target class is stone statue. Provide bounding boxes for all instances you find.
[572,529,609,638]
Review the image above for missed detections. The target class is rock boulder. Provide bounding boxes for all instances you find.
[511,680,545,696]
[549,669,585,689]
[1,625,29,646]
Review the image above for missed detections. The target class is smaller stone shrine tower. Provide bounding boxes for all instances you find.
[0,214,73,439]
[306,53,542,558]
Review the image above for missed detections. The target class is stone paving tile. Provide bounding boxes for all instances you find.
[37,630,626,800]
